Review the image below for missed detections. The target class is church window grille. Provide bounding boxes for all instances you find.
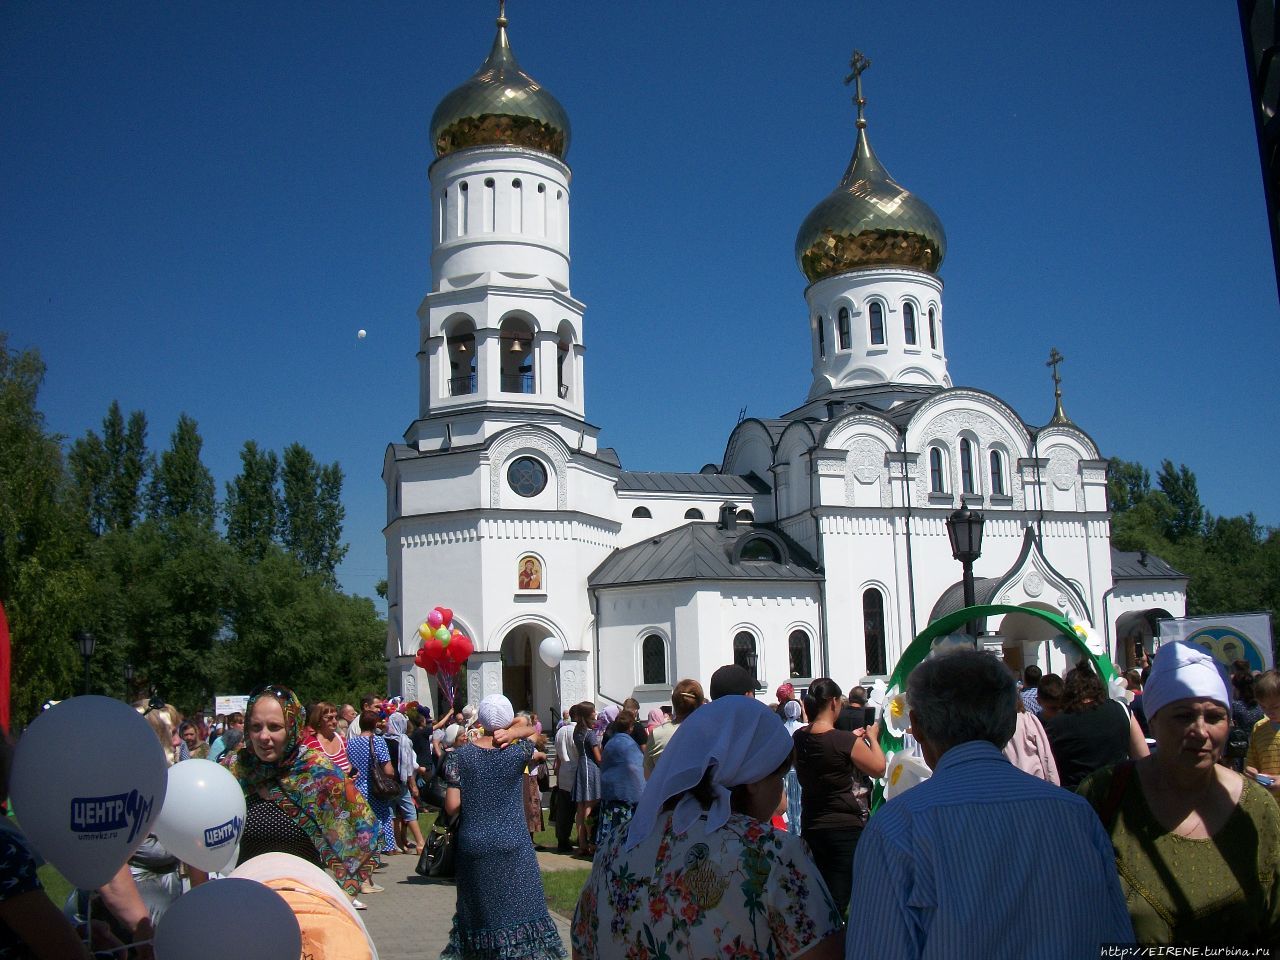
[642,634,667,685]
[869,302,885,345]
[928,308,938,350]
[863,589,887,675]
[990,450,1006,496]
[817,316,826,359]
[733,631,759,683]
[788,630,812,679]
[904,302,918,345]
[684,508,704,520]
[507,457,548,498]
[838,308,851,350]
[631,506,652,518]
[960,438,975,494]
[929,447,946,493]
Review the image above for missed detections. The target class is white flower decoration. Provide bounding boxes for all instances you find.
[885,753,932,800]
[1068,614,1106,656]
[883,690,911,737]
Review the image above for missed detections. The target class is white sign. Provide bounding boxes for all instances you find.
[1157,612,1274,671]
[214,695,250,717]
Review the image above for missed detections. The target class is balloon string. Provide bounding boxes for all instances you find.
[91,939,154,956]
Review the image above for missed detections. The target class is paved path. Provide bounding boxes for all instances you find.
[361,849,583,959]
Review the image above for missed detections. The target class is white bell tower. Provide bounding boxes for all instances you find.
[405,5,588,453]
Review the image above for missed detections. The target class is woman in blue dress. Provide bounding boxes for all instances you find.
[571,706,602,856]
[346,699,398,863]
[441,694,566,960]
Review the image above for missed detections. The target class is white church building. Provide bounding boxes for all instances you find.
[382,13,1186,722]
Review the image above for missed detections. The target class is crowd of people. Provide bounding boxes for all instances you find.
[6,637,1280,958]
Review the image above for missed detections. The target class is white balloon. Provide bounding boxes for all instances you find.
[152,760,246,873]
[154,878,301,960]
[10,696,167,889]
[538,636,564,668]
[356,328,367,339]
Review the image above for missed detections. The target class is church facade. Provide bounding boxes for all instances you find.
[382,14,1185,722]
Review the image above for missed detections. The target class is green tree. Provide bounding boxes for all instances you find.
[225,441,280,561]
[0,336,92,723]
[1106,458,1151,514]
[280,444,348,582]
[69,401,149,535]
[148,414,216,526]
[1156,459,1205,542]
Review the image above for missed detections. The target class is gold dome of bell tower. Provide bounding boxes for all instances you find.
[795,52,946,283]
[430,2,571,161]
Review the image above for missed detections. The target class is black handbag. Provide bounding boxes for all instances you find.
[419,773,449,810]
[416,811,457,878]
[366,734,402,803]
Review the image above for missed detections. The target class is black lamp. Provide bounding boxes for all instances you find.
[75,630,96,696]
[946,506,986,635]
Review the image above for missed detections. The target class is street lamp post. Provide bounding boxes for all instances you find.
[946,506,986,637]
[76,630,96,696]
[124,662,134,699]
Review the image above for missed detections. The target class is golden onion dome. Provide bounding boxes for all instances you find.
[795,55,945,283]
[430,9,570,161]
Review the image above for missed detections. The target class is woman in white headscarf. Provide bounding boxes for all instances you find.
[1079,642,1280,947]
[572,696,844,960]
[781,699,805,836]
[439,695,566,960]
[385,711,426,854]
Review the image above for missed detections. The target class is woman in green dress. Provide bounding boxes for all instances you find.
[1079,642,1280,947]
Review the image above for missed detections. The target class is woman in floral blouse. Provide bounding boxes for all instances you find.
[572,696,843,960]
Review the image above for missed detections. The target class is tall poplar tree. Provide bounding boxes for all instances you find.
[280,443,347,582]
[148,414,216,526]
[225,440,281,560]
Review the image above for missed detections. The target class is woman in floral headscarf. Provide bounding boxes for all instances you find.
[230,685,378,901]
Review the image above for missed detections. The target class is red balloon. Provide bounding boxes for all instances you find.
[424,659,439,675]
[439,607,453,628]
[424,636,445,663]
[414,650,429,669]
[448,634,473,664]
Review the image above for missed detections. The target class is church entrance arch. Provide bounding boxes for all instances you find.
[1115,608,1174,670]
[498,621,560,730]
[997,602,1074,675]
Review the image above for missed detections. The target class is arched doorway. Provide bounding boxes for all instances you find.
[1114,608,1174,670]
[995,603,1074,675]
[499,622,560,730]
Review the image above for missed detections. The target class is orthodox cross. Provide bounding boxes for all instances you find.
[1046,347,1070,424]
[845,50,871,128]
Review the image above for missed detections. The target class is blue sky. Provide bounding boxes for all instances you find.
[2,2,1275,604]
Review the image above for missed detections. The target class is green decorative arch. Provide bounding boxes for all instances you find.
[870,604,1118,810]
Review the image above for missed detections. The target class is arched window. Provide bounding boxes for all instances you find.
[869,302,885,345]
[863,589,887,675]
[631,506,652,519]
[788,630,812,679]
[837,308,851,351]
[641,634,667,685]
[990,450,1006,496]
[960,438,975,494]
[929,447,946,493]
[499,317,535,393]
[733,631,758,683]
[903,302,917,345]
[684,507,704,520]
[817,316,826,360]
[446,320,477,396]
[740,537,781,562]
[928,307,938,350]
[736,509,754,523]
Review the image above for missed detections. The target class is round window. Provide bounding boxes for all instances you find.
[507,457,548,498]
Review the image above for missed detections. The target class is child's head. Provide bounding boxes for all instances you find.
[1255,671,1280,721]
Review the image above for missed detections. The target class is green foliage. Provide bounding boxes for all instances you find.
[281,443,348,582]
[0,335,385,725]
[147,414,216,527]
[225,440,281,560]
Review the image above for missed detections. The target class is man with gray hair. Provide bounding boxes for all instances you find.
[845,649,1133,958]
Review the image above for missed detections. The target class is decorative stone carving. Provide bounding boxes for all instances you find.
[1045,444,1082,511]
[843,437,891,507]
[1024,572,1044,597]
[487,432,569,509]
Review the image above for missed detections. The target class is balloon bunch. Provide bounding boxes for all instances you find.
[414,605,473,707]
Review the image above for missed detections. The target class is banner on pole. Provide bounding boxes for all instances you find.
[1157,612,1274,671]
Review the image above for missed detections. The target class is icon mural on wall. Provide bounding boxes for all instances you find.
[518,555,543,590]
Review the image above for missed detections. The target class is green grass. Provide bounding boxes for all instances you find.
[541,868,590,918]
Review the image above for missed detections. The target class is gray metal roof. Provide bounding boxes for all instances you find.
[1110,548,1186,581]
[616,471,770,496]
[589,523,819,588]
[928,578,1002,623]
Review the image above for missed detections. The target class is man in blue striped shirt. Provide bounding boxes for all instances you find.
[846,649,1133,959]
